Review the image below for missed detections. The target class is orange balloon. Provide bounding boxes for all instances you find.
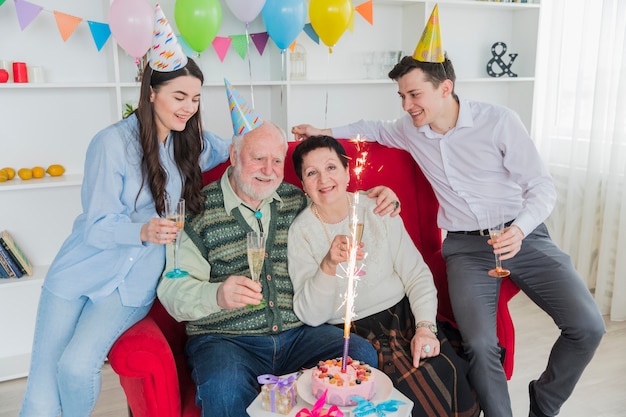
[309,0,353,48]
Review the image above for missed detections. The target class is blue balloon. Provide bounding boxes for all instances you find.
[261,0,306,51]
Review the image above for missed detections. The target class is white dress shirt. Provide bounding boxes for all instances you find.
[332,99,556,237]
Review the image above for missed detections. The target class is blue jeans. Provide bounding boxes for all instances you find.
[186,324,378,417]
[443,224,605,417]
[19,287,151,417]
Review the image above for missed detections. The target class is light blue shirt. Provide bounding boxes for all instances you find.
[44,114,230,307]
[332,99,556,237]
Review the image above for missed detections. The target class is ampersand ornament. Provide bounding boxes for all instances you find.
[486,41,518,78]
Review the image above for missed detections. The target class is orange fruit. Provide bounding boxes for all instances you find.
[18,168,33,180]
[1,167,15,180]
[0,169,8,182]
[46,164,65,177]
[32,166,45,179]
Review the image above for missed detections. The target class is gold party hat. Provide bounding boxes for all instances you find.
[412,4,444,63]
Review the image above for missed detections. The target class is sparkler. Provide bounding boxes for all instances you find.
[341,192,361,371]
[350,134,369,188]
[340,134,372,371]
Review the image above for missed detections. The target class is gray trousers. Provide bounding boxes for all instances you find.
[442,223,605,417]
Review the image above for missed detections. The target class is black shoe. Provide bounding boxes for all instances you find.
[528,380,551,417]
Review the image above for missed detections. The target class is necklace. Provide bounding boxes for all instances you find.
[241,204,263,233]
[311,195,352,246]
[311,203,333,245]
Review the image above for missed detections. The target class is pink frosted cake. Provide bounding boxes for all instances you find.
[311,357,376,406]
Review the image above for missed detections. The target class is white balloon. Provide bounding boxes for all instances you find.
[225,0,266,23]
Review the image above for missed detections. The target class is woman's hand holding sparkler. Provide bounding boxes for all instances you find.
[320,235,366,276]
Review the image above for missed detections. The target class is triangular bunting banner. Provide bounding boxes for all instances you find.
[54,11,82,42]
[87,21,110,51]
[355,0,373,25]
[14,0,43,31]
[303,23,319,44]
[213,36,232,62]
[250,32,269,56]
[230,34,248,60]
[289,41,296,52]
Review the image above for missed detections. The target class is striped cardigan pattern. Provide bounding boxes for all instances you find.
[184,180,308,336]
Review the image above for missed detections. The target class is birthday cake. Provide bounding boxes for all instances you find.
[311,357,376,407]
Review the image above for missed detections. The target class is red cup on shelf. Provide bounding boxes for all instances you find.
[13,62,28,83]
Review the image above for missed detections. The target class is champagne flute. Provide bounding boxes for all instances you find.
[164,197,189,279]
[487,207,511,278]
[246,231,267,309]
[348,202,365,245]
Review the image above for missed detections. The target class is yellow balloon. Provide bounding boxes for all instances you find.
[309,0,353,48]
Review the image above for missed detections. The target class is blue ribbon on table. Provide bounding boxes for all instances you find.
[351,395,406,417]
[257,373,298,412]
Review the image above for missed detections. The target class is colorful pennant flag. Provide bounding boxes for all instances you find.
[230,34,248,60]
[14,0,43,31]
[355,0,373,25]
[303,23,319,44]
[54,11,82,42]
[213,37,232,62]
[87,21,111,52]
[250,32,269,56]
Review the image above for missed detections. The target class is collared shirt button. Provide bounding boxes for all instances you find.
[266,275,271,281]
[129,257,134,262]
[269,301,275,307]
[272,325,278,332]
[265,253,269,258]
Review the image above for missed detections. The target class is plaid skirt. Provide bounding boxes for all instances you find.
[348,297,481,417]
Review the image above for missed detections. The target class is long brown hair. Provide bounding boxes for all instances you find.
[135,58,205,216]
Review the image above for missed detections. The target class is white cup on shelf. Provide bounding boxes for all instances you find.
[28,66,45,83]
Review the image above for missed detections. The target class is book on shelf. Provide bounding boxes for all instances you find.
[0,253,14,278]
[0,230,33,276]
[0,243,22,278]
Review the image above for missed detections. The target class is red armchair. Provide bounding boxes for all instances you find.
[108,140,520,417]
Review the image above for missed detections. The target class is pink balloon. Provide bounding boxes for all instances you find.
[109,0,154,59]
[225,0,266,23]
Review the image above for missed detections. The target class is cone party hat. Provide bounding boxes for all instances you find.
[224,78,263,136]
[412,4,444,63]
[149,4,188,71]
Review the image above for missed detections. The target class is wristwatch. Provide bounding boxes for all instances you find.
[416,321,438,335]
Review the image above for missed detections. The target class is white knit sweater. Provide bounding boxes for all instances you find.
[288,195,438,326]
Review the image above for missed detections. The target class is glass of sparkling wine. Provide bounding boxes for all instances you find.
[349,201,365,245]
[164,197,189,278]
[246,231,266,309]
[487,207,511,278]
